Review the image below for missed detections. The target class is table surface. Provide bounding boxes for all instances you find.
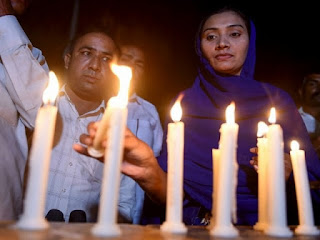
[0,222,319,240]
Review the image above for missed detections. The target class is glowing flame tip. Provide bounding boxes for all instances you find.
[170,99,183,122]
[42,71,59,104]
[226,102,235,124]
[268,107,276,124]
[290,140,300,151]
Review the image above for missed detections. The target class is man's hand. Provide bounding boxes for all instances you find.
[73,120,167,204]
[0,0,14,16]
[0,0,31,16]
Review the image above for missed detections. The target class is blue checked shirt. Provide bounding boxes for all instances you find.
[45,86,135,222]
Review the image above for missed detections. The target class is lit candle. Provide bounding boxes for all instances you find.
[91,64,131,237]
[254,121,269,231]
[161,96,187,234]
[16,71,59,230]
[264,107,292,237]
[210,102,239,237]
[290,140,320,235]
[88,65,132,158]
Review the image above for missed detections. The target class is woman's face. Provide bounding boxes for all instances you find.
[200,11,249,76]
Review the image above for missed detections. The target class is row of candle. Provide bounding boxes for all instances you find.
[162,102,319,238]
[254,108,319,236]
[15,68,319,237]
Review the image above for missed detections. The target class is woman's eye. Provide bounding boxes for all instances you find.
[230,32,241,37]
[206,35,215,40]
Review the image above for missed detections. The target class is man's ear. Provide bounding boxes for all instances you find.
[64,54,71,70]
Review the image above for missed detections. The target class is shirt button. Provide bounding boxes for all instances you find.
[69,162,73,166]
[75,139,78,143]
[62,189,66,193]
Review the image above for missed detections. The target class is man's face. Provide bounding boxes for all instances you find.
[118,45,145,93]
[64,32,117,102]
[302,74,320,107]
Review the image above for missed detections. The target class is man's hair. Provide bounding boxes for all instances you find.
[63,24,119,58]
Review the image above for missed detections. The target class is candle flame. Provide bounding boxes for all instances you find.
[42,71,59,104]
[170,96,183,122]
[226,102,235,124]
[257,121,268,137]
[290,140,300,151]
[110,63,132,107]
[268,107,276,124]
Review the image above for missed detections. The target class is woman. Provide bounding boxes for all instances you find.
[76,7,320,225]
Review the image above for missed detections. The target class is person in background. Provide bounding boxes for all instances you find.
[0,0,48,220]
[76,6,320,226]
[45,27,135,223]
[298,73,320,158]
[118,43,163,224]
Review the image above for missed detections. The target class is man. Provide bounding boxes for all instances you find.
[0,0,48,220]
[45,28,135,223]
[299,73,320,157]
[118,44,163,224]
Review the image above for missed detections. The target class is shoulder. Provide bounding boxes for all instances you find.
[134,95,161,120]
[136,95,157,110]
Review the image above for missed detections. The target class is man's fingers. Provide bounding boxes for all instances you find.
[79,134,93,146]
[250,147,258,154]
[73,143,89,156]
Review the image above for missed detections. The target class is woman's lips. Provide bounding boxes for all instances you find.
[215,54,233,61]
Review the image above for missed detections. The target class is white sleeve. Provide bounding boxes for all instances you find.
[0,15,49,129]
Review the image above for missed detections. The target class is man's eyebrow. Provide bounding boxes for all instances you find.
[79,46,113,55]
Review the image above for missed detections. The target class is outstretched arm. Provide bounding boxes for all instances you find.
[74,122,167,205]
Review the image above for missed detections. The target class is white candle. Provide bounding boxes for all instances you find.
[92,64,131,237]
[210,102,239,238]
[161,97,187,234]
[254,121,269,231]
[290,140,320,235]
[16,71,59,230]
[209,148,220,230]
[88,64,132,158]
[264,108,292,237]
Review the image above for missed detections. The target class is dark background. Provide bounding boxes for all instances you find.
[19,0,320,123]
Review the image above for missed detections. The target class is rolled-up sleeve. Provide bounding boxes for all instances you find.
[0,15,49,129]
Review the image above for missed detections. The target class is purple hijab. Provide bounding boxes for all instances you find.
[157,18,320,225]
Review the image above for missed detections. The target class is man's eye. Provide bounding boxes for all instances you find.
[102,56,111,62]
[82,51,90,56]
[136,63,144,69]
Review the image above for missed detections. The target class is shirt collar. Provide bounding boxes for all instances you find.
[59,84,105,116]
[129,93,141,105]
